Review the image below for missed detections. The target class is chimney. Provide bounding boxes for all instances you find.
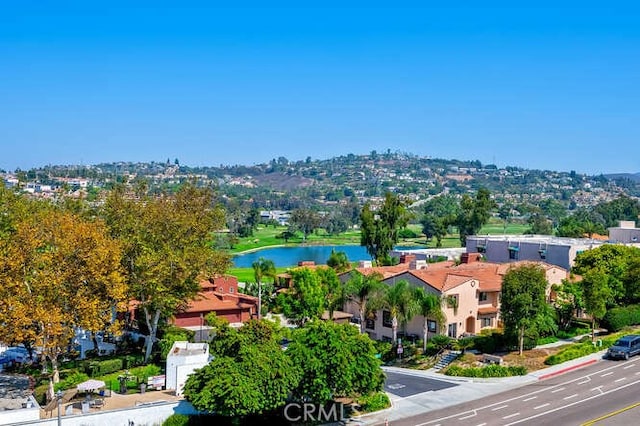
[358,260,372,268]
[461,253,482,264]
[410,259,428,270]
[400,254,416,264]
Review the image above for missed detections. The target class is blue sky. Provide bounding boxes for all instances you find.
[1,2,639,174]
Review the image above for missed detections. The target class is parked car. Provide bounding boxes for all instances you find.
[607,335,640,360]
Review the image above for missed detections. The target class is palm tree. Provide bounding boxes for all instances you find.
[384,280,419,345]
[252,257,276,319]
[414,287,446,353]
[344,271,385,333]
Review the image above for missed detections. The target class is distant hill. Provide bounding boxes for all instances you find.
[604,173,640,183]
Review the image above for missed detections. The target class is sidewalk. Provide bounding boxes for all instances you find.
[354,348,609,425]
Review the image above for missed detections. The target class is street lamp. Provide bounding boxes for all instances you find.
[56,390,63,426]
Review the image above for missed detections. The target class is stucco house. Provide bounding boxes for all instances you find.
[341,253,571,341]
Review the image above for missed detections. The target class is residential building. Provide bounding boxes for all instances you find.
[608,221,640,244]
[170,276,258,339]
[165,341,209,396]
[341,253,571,341]
[465,234,605,270]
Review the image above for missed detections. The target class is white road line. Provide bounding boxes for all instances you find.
[635,371,640,375]
[601,372,614,377]
[615,377,627,383]
[503,413,520,419]
[577,379,590,385]
[551,387,565,393]
[459,414,476,420]
[522,396,537,402]
[563,394,578,400]
[590,386,603,392]
[534,403,551,410]
[623,364,635,369]
[475,424,487,426]
[492,405,509,411]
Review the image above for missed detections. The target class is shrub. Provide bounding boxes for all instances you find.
[544,342,598,365]
[357,391,391,413]
[87,358,124,377]
[444,364,527,378]
[430,335,451,351]
[374,341,395,363]
[163,414,190,426]
[54,372,89,392]
[603,305,640,332]
[398,228,418,239]
[536,336,559,345]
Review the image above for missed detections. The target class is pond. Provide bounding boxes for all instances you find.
[232,245,419,268]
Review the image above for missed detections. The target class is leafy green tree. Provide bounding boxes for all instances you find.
[455,188,496,246]
[326,249,351,273]
[552,279,584,330]
[420,195,459,247]
[289,208,320,241]
[414,287,445,353]
[525,210,553,235]
[360,192,411,264]
[252,257,276,319]
[344,271,386,333]
[183,320,300,417]
[581,269,614,341]
[383,281,419,344]
[102,183,231,362]
[316,267,344,319]
[286,320,384,403]
[500,264,548,355]
[278,268,325,325]
[497,203,513,233]
[594,195,640,228]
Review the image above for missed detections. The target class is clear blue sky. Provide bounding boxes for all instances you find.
[1,2,639,175]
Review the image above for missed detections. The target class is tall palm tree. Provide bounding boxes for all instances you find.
[252,257,276,319]
[414,287,446,353]
[344,271,385,333]
[384,280,419,345]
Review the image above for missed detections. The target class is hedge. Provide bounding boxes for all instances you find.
[357,391,391,413]
[444,364,527,378]
[86,358,124,377]
[602,305,640,332]
[544,336,618,366]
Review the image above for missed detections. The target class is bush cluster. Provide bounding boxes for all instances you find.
[444,364,527,378]
[357,391,391,413]
[544,342,597,365]
[85,358,124,377]
[602,305,640,332]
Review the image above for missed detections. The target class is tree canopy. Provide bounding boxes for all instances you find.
[360,192,411,265]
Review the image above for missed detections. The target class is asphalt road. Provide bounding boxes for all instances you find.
[384,372,458,398]
[383,358,640,426]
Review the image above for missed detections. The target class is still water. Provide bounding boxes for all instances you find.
[232,245,417,268]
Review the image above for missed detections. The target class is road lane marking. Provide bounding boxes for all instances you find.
[534,403,551,410]
[635,371,640,375]
[581,401,640,426]
[551,387,565,393]
[475,424,486,426]
[563,394,578,400]
[492,405,508,411]
[600,372,613,377]
[504,378,640,426]
[614,377,626,383]
[577,379,590,385]
[459,414,476,420]
[522,397,536,402]
[503,413,520,419]
[623,364,635,369]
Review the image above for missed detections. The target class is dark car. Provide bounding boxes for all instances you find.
[607,335,640,360]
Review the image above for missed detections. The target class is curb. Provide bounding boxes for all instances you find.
[536,358,598,381]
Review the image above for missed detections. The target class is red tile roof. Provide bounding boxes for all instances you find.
[477,306,498,315]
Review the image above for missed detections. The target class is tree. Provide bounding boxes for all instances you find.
[344,271,386,333]
[581,269,614,341]
[525,210,553,235]
[360,192,411,265]
[0,207,127,381]
[252,257,276,319]
[286,320,384,403]
[383,281,419,344]
[278,268,325,325]
[289,208,320,241]
[413,287,445,353]
[553,279,584,330]
[326,249,351,273]
[500,264,548,355]
[420,195,459,247]
[316,267,344,319]
[455,188,496,246]
[102,183,231,362]
[183,320,300,417]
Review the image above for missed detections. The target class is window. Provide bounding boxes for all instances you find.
[508,246,519,260]
[427,320,437,333]
[478,292,488,302]
[229,287,234,293]
[482,317,492,328]
[448,323,457,338]
[446,294,459,309]
[382,310,392,328]
[366,318,376,330]
[476,244,486,253]
[538,249,547,260]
